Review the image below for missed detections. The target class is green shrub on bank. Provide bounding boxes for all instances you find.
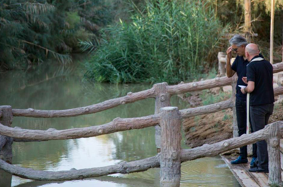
[85,0,227,83]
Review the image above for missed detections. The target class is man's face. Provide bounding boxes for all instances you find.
[231,44,245,56]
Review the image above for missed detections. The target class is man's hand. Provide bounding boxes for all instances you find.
[226,46,232,59]
[226,46,235,77]
[242,77,248,84]
[241,88,246,94]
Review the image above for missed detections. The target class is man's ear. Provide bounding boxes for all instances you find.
[245,51,249,59]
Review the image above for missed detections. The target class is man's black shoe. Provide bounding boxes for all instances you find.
[250,157,257,168]
[249,167,269,173]
[231,156,248,164]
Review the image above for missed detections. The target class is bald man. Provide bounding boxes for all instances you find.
[241,43,274,173]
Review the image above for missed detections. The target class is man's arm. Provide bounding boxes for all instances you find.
[241,63,255,94]
[241,81,255,94]
[226,46,235,77]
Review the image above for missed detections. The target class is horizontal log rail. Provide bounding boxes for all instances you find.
[9,62,283,119]
[274,86,283,95]
[0,154,160,181]
[12,87,156,118]
[2,87,283,142]
[180,99,233,118]
[0,115,159,141]
[1,63,283,186]
[167,62,283,95]
[180,86,283,119]
[0,121,281,181]
[273,62,283,73]
[181,122,282,162]
[167,76,234,95]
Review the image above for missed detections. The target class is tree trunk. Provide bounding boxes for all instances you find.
[270,0,275,64]
[244,0,252,42]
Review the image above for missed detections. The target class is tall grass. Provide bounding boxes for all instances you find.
[84,0,228,84]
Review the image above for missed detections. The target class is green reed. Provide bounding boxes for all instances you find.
[84,0,227,83]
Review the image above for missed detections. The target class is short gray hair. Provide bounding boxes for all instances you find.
[229,34,248,47]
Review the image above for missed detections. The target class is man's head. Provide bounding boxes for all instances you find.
[229,34,248,56]
[245,43,260,61]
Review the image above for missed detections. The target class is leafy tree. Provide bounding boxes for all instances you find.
[0,0,113,70]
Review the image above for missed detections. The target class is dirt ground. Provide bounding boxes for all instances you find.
[183,91,283,148]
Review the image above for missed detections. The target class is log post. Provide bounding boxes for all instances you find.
[218,52,226,76]
[160,107,181,187]
[0,106,13,187]
[231,76,238,138]
[276,73,283,101]
[154,83,171,152]
[267,121,281,185]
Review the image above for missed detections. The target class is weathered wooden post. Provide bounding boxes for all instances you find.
[0,106,13,187]
[160,107,181,187]
[267,121,281,185]
[276,72,283,101]
[154,83,171,152]
[231,76,238,138]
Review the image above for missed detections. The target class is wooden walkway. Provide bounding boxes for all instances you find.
[221,140,283,187]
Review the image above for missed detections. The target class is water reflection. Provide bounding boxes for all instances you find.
[0,63,239,187]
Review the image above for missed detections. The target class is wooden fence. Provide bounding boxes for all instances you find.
[1,62,283,187]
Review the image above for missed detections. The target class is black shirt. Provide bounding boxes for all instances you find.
[231,55,249,101]
[246,56,274,106]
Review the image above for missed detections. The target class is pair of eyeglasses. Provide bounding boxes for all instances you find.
[232,48,238,52]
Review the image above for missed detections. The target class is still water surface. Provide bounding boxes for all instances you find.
[0,63,240,187]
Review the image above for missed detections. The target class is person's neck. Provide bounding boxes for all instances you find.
[249,55,258,61]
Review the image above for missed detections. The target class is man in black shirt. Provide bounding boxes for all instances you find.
[241,43,274,173]
[226,35,257,166]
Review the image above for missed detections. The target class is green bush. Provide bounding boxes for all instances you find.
[84,0,228,83]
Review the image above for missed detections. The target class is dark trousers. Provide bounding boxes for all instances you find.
[250,103,274,170]
[236,98,257,158]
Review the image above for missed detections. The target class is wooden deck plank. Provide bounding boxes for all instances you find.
[250,173,268,187]
[222,140,283,187]
[221,155,261,187]
[242,164,268,187]
[221,155,270,187]
[233,169,260,187]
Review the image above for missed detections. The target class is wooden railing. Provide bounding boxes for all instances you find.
[1,62,283,187]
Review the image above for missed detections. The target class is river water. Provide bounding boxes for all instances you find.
[0,62,240,187]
